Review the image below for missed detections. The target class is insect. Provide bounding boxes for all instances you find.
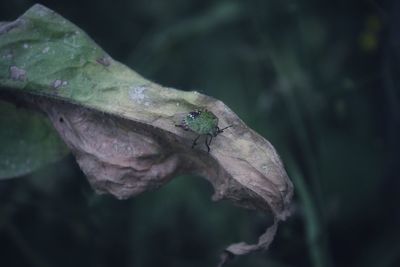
[175,109,232,152]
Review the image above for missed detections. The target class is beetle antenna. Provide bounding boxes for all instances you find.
[218,125,233,133]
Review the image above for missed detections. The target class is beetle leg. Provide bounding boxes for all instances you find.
[175,124,189,131]
[205,136,210,153]
[192,135,200,148]
[205,134,212,153]
[207,134,213,147]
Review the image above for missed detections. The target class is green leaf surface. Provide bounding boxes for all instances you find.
[0,100,68,179]
[0,4,293,263]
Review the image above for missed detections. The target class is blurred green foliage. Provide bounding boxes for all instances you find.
[0,101,68,179]
[0,1,399,267]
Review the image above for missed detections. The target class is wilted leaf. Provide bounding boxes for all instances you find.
[0,4,293,264]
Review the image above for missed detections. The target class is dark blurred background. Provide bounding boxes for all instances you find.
[0,0,399,267]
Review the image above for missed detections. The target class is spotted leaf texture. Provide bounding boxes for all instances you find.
[0,4,293,265]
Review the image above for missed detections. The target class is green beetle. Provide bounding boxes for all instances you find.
[175,109,232,152]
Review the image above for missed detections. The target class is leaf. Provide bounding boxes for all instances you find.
[0,4,293,264]
[0,99,68,179]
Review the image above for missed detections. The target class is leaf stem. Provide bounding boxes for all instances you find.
[287,157,332,267]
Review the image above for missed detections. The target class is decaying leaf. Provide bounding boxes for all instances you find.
[0,4,293,265]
